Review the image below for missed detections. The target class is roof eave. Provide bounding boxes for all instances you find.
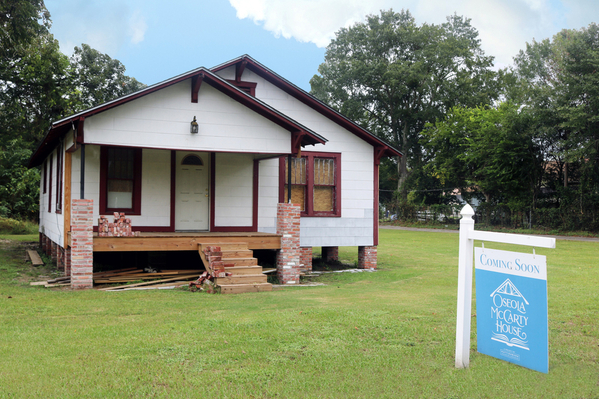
[29,65,327,167]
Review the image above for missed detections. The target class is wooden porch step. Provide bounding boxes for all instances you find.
[219,283,273,294]
[199,242,249,251]
[224,265,263,275]
[198,241,272,294]
[221,249,254,258]
[222,257,258,266]
[215,274,267,285]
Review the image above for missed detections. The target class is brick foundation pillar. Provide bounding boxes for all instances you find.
[70,199,94,289]
[57,247,65,271]
[322,246,339,263]
[276,203,301,284]
[39,232,43,249]
[358,246,377,270]
[65,247,71,276]
[300,247,313,272]
[51,241,57,263]
[45,236,51,256]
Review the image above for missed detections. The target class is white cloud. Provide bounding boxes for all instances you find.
[229,0,391,47]
[128,10,147,44]
[228,0,597,69]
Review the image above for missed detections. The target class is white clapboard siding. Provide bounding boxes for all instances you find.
[83,81,292,154]
[214,153,253,227]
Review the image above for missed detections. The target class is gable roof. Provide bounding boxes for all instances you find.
[211,55,402,159]
[29,67,327,167]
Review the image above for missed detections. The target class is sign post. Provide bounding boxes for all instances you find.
[454,204,555,371]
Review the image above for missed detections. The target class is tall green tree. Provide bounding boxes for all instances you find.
[0,2,145,219]
[511,23,599,218]
[70,43,146,109]
[0,0,74,148]
[559,24,599,168]
[423,103,544,209]
[310,9,499,197]
[0,140,40,219]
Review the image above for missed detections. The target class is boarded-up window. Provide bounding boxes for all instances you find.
[313,158,335,212]
[284,157,307,211]
[279,153,340,217]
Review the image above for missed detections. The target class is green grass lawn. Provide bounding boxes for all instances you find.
[0,230,597,398]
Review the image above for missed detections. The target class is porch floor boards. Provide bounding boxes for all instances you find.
[87,232,281,252]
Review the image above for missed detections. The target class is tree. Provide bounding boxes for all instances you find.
[0,3,146,220]
[510,23,599,227]
[423,103,544,209]
[0,139,40,219]
[310,9,499,198]
[0,0,74,148]
[70,44,146,109]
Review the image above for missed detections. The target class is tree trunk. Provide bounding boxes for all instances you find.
[397,123,410,199]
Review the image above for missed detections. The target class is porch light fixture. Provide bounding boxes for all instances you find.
[190,116,199,134]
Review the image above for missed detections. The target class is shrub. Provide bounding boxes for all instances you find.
[0,217,38,235]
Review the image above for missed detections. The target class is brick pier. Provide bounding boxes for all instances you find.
[70,199,94,289]
[276,203,301,284]
[358,246,377,269]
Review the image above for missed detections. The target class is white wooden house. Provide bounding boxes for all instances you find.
[29,55,401,290]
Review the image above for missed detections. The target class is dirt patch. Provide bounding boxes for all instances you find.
[0,239,60,284]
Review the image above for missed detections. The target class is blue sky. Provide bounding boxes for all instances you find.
[45,0,598,92]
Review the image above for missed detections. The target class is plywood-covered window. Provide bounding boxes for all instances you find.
[283,157,307,211]
[313,158,335,212]
[280,152,341,217]
[100,147,142,215]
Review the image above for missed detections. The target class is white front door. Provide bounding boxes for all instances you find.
[175,152,209,231]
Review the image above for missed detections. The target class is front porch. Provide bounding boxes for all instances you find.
[88,231,281,252]
[44,200,377,291]
[53,200,307,290]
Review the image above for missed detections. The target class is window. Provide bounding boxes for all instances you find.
[48,153,53,213]
[55,143,63,213]
[226,80,257,96]
[279,152,341,217]
[100,147,142,214]
[43,160,47,194]
[182,154,203,165]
